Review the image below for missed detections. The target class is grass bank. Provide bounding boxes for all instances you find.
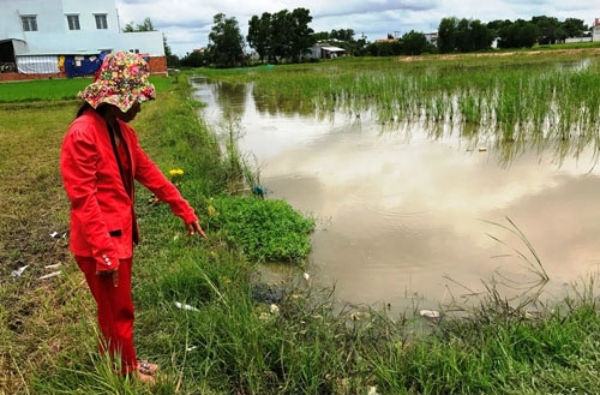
[2,66,600,394]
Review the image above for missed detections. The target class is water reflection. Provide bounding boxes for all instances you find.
[214,80,247,122]
[192,77,600,311]
[253,87,317,117]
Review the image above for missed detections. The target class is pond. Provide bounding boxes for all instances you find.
[192,76,600,311]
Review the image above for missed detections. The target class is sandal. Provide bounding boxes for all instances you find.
[137,359,159,376]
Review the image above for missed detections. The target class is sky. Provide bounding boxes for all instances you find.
[115,0,599,56]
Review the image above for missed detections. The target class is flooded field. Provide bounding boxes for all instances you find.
[192,70,600,310]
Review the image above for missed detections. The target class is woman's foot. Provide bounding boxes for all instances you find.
[136,370,156,384]
[137,360,159,376]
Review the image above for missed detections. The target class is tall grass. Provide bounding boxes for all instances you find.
[201,51,600,164]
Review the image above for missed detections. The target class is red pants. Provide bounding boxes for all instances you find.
[76,256,137,375]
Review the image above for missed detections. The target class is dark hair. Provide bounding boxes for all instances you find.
[76,102,92,118]
[76,102,109,118]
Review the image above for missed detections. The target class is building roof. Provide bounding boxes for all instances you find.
[320,46,345,52]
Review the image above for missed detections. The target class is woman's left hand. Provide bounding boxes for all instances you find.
[186,220,207,238]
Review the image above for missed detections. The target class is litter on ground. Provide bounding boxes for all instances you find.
[11,265,29,277]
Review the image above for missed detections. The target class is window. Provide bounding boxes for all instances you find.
[95,14,108,30]
[67,14,80,30]
[21,15,38,32]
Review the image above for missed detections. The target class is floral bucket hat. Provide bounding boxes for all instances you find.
[78,51,156,113]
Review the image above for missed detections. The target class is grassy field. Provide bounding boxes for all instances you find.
[3,50,600,394]
[0,76,172,103]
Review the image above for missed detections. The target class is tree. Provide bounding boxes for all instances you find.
[499,19,538,48]
[562,18,588,38]
[365,40,403,57]
[123,17,155,32]
[487,19,512,39]
[269,10,292,62]
[350,36,368,56]
[438,17,458,53]
[454,18,471,52]
[288,8,315,62]
[531,15,564,44]
[470,20,493,51]
[488,16,585,48]
[402,30,428,55]
[180,50,207,67]
[441,18,492,53]
[330,29,355,42]
[249,8,315,64]
[207,13,245,68]
[163,35,179,67]
[312,31,330,42]
[247,13,272,62]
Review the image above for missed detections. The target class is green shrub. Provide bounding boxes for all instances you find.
[205,196,315,264]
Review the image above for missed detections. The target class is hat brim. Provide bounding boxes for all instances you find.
[79,80,156,113]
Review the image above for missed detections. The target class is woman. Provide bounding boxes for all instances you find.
[60,51,206,383]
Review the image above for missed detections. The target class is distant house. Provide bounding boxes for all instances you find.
[565,36,592,44]
[311,44,346,59]
[491,37,500,49]
[0,0,166,81]
[593,18,600,42]
[375,38,397,44]
[424,32,438,46]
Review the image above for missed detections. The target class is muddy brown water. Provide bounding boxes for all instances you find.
[192,77,600,312]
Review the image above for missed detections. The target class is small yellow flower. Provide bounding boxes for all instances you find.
[169,168,184,189]
[169,168,184,177]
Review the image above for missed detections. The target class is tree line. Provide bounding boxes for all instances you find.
[438,15,589,53]
[179,9,316,68]
[148,11,591,67]
[361,16,590,57]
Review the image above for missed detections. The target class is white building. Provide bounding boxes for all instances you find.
[424,32,438,46]
[0,0,165,77]
[311,44,346,59]
[594,18,600,42]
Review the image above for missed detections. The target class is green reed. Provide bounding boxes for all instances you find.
[202,52,600,163]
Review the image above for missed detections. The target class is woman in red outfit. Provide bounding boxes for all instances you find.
[60,51,206,383]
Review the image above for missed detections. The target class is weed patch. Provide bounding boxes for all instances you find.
[205,196,315,264]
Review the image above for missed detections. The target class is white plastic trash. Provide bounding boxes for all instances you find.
[39,271,61,280]
[11,265,29,277]
[419,309,441,319]
[174,302,200,312]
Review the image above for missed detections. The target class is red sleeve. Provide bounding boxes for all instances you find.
[127,128,198,224]
[60,124,119,272]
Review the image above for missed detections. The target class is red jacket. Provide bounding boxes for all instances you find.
[60,109,198,272]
